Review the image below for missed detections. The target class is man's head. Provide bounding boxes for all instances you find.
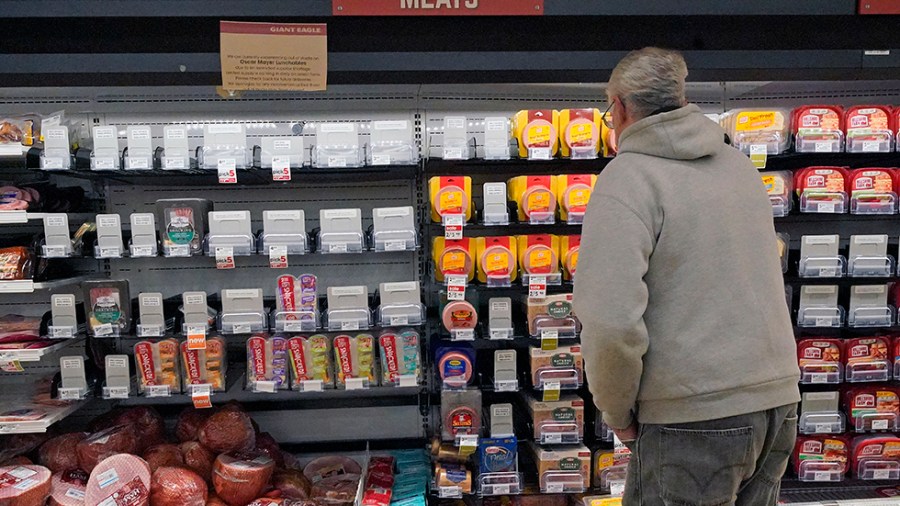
[606,47,688,134]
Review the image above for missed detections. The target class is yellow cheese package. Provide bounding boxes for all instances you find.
[559,109,602,158]
[555,174,597,223]
[433,237,475,283]
[429,175,472,223]
[509,175,558,223]
[561,235,581,281]
[514,109,560,158]
[475,236,518,285]
[518,234,561,281]
[724,108,792,155]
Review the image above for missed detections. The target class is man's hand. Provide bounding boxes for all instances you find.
[614,421,639,444]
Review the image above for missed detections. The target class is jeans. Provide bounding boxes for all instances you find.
[623,403,798,506]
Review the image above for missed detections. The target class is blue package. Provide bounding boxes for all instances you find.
[390,496,427,506]
[478,436,518,474]
[435,345,476,386]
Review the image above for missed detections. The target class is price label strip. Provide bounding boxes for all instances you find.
[217,158,237,184]
[269,245,288,269]
[446,274,467,301]
[58,387,83,401]
[443,214,464,240]
[105,386,129,399]
[191,384,213,409]
[215,246,235,269]
[528,275,548,299]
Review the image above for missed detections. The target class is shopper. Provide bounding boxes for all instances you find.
[573,47,800,506]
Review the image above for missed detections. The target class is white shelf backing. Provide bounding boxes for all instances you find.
[0,401,86,434]
[0,339,85,363]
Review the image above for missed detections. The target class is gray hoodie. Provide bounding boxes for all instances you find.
[573,104,800,430]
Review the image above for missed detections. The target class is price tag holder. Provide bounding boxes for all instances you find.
[104,386,129,399]
[541,329,559,351]
[191,384,213,408]
[446,274,467,301]
[167,244,190,257]
[146,385,171,398]
[443,214,464,240]
[345,377,367,390]
[299,380,324,392]
[542,381,561,402]
[187,325,207,351]
[398,375,418,388]
[0,360,23,373]
[215,246,235,269]
[269,245,288,269]
[58,387,83,400]
[749,144,768,169]
[217,158,237,184]
[810,373,828,384]
[528,275,548,299]
[438,486,462,499]
[271,156,291,181]
[494,379,518,392]
[253,380,277,393]
[98,247,121,259]
[93,324,113,337]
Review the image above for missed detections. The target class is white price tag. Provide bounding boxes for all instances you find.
[439,486,462,498]
[545,483,565,494]
[299,380,324,392]
[489,329,512,340]
[457,434,478,448]
[128,157,150,170]
[398,375,418,387]
[130,245,155,257]
[217,158,237,184]
[283,321,306,332]
[371,154,391,166]
[98,247,121,259]
[164,157,186,170]
[269,245,288,269]
[443,213,464,240]
[490,484,511,496]
[215,246,235,269]
[389,315,409,326]
[93,158,116,170]
[327,156,348,168]
[814,142,833,153]
[863,141,881,153]
[494,380,518,392]
[231,324,252,334]
[814,317,833,327]
[451,329,475,341]
[528,147,552,160]
[872,419,890,431]
[813,471,831,482]
[328,242,349,254]
[818,267,837,277]
[384,240,407,251]
[810,373,828,384]
[167,244,190,257]
[814,423,832,434]
[446,274,467,301]
[43,246,68,258]
[345,377,367,390]
[340,320,360,331]
[50,326,74,339]
[442,147,464,160]
[42,157,64,170]
[817,202,835,213]
[873,469,891,480]
[543,433,563,444]
[253,380,277,393]
[93,324,113,337]
[272,156,291,181]
[528,275,548,299]
[610,480,626,496]
[105,386,129,399]
[58,388,83,401]
[147,385,171,398]
[749,144,768,169]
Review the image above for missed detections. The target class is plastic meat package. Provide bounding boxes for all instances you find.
[792,105,844,153]
[83,280,131,337]
[246,334,290,391]
[793,435,849,481]
[333,333,376,388]
[287,334,334,389]
[0,247,33,281]
[724,108,791,155]
[0,115,38,147]
[845,105,894,153]
[378,329,421,386]
[181,336,227,392]
[134,339,182,395]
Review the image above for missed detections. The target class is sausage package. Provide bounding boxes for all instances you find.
[530,345,583,390]
[792,105,844,153]
[793,435,849,481]
[246,334,289,391]
[333,333,376,388]
[529,443,591,492]
[181,336,226,392]
[287,335,334,389]
[845,106,894,153]
[134,339,181,395]
[379,330,421,386]
[844,386,900,432]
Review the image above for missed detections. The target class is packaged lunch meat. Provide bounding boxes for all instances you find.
[518,235,561,278]
[434,463,472,494]
[0,465,52,505]
[0,116,37,147]
[530,345,583,390]
[527,293,581,338]
[436,346,475,388]
[795,166,849,214]
[797,338,843,383]
[475,236,517,285]
[508,176,558,223]
[0,247,33,281]
[561,235,581,281]
[514,110,560,158]
[433,237,474,283]
[558,109,601,158]
[529,443,591,492]
[441,300,478,333]
[725,108,791,155]
[275,274,319,329]
[83,280,131,337]
[428,176,472,223]
[181,336,226,392]
[844,337,891,383]
[84,454,151,506]
[851,435,900,480]
[793,435,850,480]
[844,387,900,432]
[441,389,482,441]
[379,330,421,386]
[849,168,897,214]
[792,105,844,153]
[527,394,585,443]
[134,339,181,395]
[845,106,894,153]
[333,333,376,388]
[156,198,213,256]
[287,335,334,389]
[762,171,793,217]
[246,335,289,391]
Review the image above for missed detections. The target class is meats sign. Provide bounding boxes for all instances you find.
[333,0,544,16]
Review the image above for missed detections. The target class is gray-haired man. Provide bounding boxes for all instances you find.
[573,47,800,505]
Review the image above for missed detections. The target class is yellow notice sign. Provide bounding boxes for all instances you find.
[220,21,327,91]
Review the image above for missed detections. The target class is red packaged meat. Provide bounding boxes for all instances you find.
[844,387,900,432]
[49,469,89,506]
[102,407,166,453]
[795,166,850,214]
[198,409,256,454]
[303,456,362,484]
[85,454,151,506]
[180,442,215,482]
[797,339,843,384]
[792,105,844,153]
[845,105,894,153]
[310,473,360,505]
[142,444,184,474]
[38,432,89,473]
[76,424,140,472]
[0,247,33,281]
[792,435,849,481]
[851,435,900,480]
[844,337,891,383]
[0,465,51,505]
[849,168,897,214]
[176,407,212,443]
[212,451,275,506]
[255,432,284,469]
[150,466,208,506]
[272,468,311,500]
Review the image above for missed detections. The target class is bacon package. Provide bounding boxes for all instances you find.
[795,166,849,214]
[0,247,33,281]
[797,338,843,384]
[845,337,891,383]
[845,106,894,153]
[851,435,900,480]
[844,387,900,432]
[333,333,376,388]
[792,105,844,153]
[849,168,897,215]
[275,274,318,329]
[181,336,226,392]
[134,339,181,395]
[246,335,289,391]
[793,435,849,480]
[287,334,333,389]
[378,330,421,386]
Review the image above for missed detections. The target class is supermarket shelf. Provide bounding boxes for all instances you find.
[760,152,900,172]
[425,158,610,176]
[781,478,900,504]
[0,275,95,294]
[0,338,84,363]
[0,401,87,434]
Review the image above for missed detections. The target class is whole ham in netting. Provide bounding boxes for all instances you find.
[0,465,52,506]
[85,454,151,506]
[39,432,89,473]
[180,442,215,482]
[76,424,140,472]
[175,407,212,443]
[212,451,275,506]
[142,444,184,474]
[149,466,208,506]
[198,409,256,454]
[48,469,89,506]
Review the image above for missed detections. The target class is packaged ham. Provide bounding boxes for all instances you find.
[0,465,51,505]
[254,432,284,469]
[83,280,131,337]
[310,473,360,505]
[531,345,584,391]
[181,336,227,392]
[212,451,275,506]
[795,166,849,214]
[333,334,376,388]
[844,386,900,432]
[179,442,215,482]
[793,435,849,482]
[272,468,311,500]
[849,168,897,215]
[142,444,184,474]
[378,330,421,386]
[0,247,32,281]
[303,456,362,484]
[796,338,843,384]
[49,469,89,506]
[761,171,793,217]
[76,424,140,472]
[851,435,900,480]
[150,466,208,506]
[724,108,791,155]
[844,337,891,383]
[104,407,166,453]
[198,409,256,454]
[246,334,289,392]
[527,394,585,444]
[792,105,844,153]
[288,334,334,389]
[175,407,212,443]
[38,432,89,473]
[529,443,592,492]
[435,346,475,388]
[134,339,181,396]
[85,454,151,506]
[845,105,894,153]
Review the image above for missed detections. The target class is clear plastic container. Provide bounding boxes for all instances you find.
[792,106,844,153]
[763,172,793,217]
[725,108,791,155]
[849,168,897,215]
[845,106,894,153]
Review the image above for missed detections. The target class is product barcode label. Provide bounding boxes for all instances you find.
[863,141,881,153]
[442,147,464,160]
[105,386,129,399]
[98,247,121,258]
[813,471,831,482]
[490,484,511,495]
[398,375,418,387]
[328,242,349,254]
[128,157,149,170]
[489,328,512,340]
[814,142,833,153]
[371,154,391,166]
[167,244,190,257]
[814,317,833,327]
[327,156,348,168]
[817,202,836,213]
[147,385,170,398]
[818,267,837,277]
[439,486,461,498]
[340,320,360,331]
[131,245,155,257]
[93,324,113,337]
[58,388,83,401]
[93,158,116,170]
[810,373,828,384]
[528,147,552,160]
[494,380,518,392]
[231,324,252,334]
[283,322,306,332]
[545,483,565,494]
[43,246,68,258]
[814,423,832,434]
[389,315,409,326]
[451,329,475,341]
[165,157,186,170]
[873,469,891,480]
[384,240,407,251]
[50,326,74,339]
[543,433,563,444]
[42,157,64,169]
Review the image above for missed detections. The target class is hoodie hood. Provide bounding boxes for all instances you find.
[616,104,725,161]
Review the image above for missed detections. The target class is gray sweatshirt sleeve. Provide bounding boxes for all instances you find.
[573,194,653,430]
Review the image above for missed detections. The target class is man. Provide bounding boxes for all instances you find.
[573,47,800,506]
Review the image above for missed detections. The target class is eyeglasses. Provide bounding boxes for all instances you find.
[602,101,614,130]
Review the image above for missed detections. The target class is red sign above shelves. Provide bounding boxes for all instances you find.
[333,0,544,16]
[859,0,900,14]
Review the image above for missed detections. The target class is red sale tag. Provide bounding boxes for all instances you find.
[272,156,291,181]
[443,213,464,240]
[215,246,235,269]
[446,274,467,301]
[528,275,547,299]
[218,158,237,184]
[269,245,288,268]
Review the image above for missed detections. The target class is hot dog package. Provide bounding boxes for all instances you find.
[181,336,226,392]
[287,334,334,389]
[246,334,289,391]
[134,339,181,396]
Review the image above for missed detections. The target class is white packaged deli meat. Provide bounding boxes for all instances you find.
[49,469,89,506]
[85,454,151,506]
[333,334,376,388]
[0,465,52,506]
[134,339,181,396]
[246,334,289,391]
[287,335,334,389]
